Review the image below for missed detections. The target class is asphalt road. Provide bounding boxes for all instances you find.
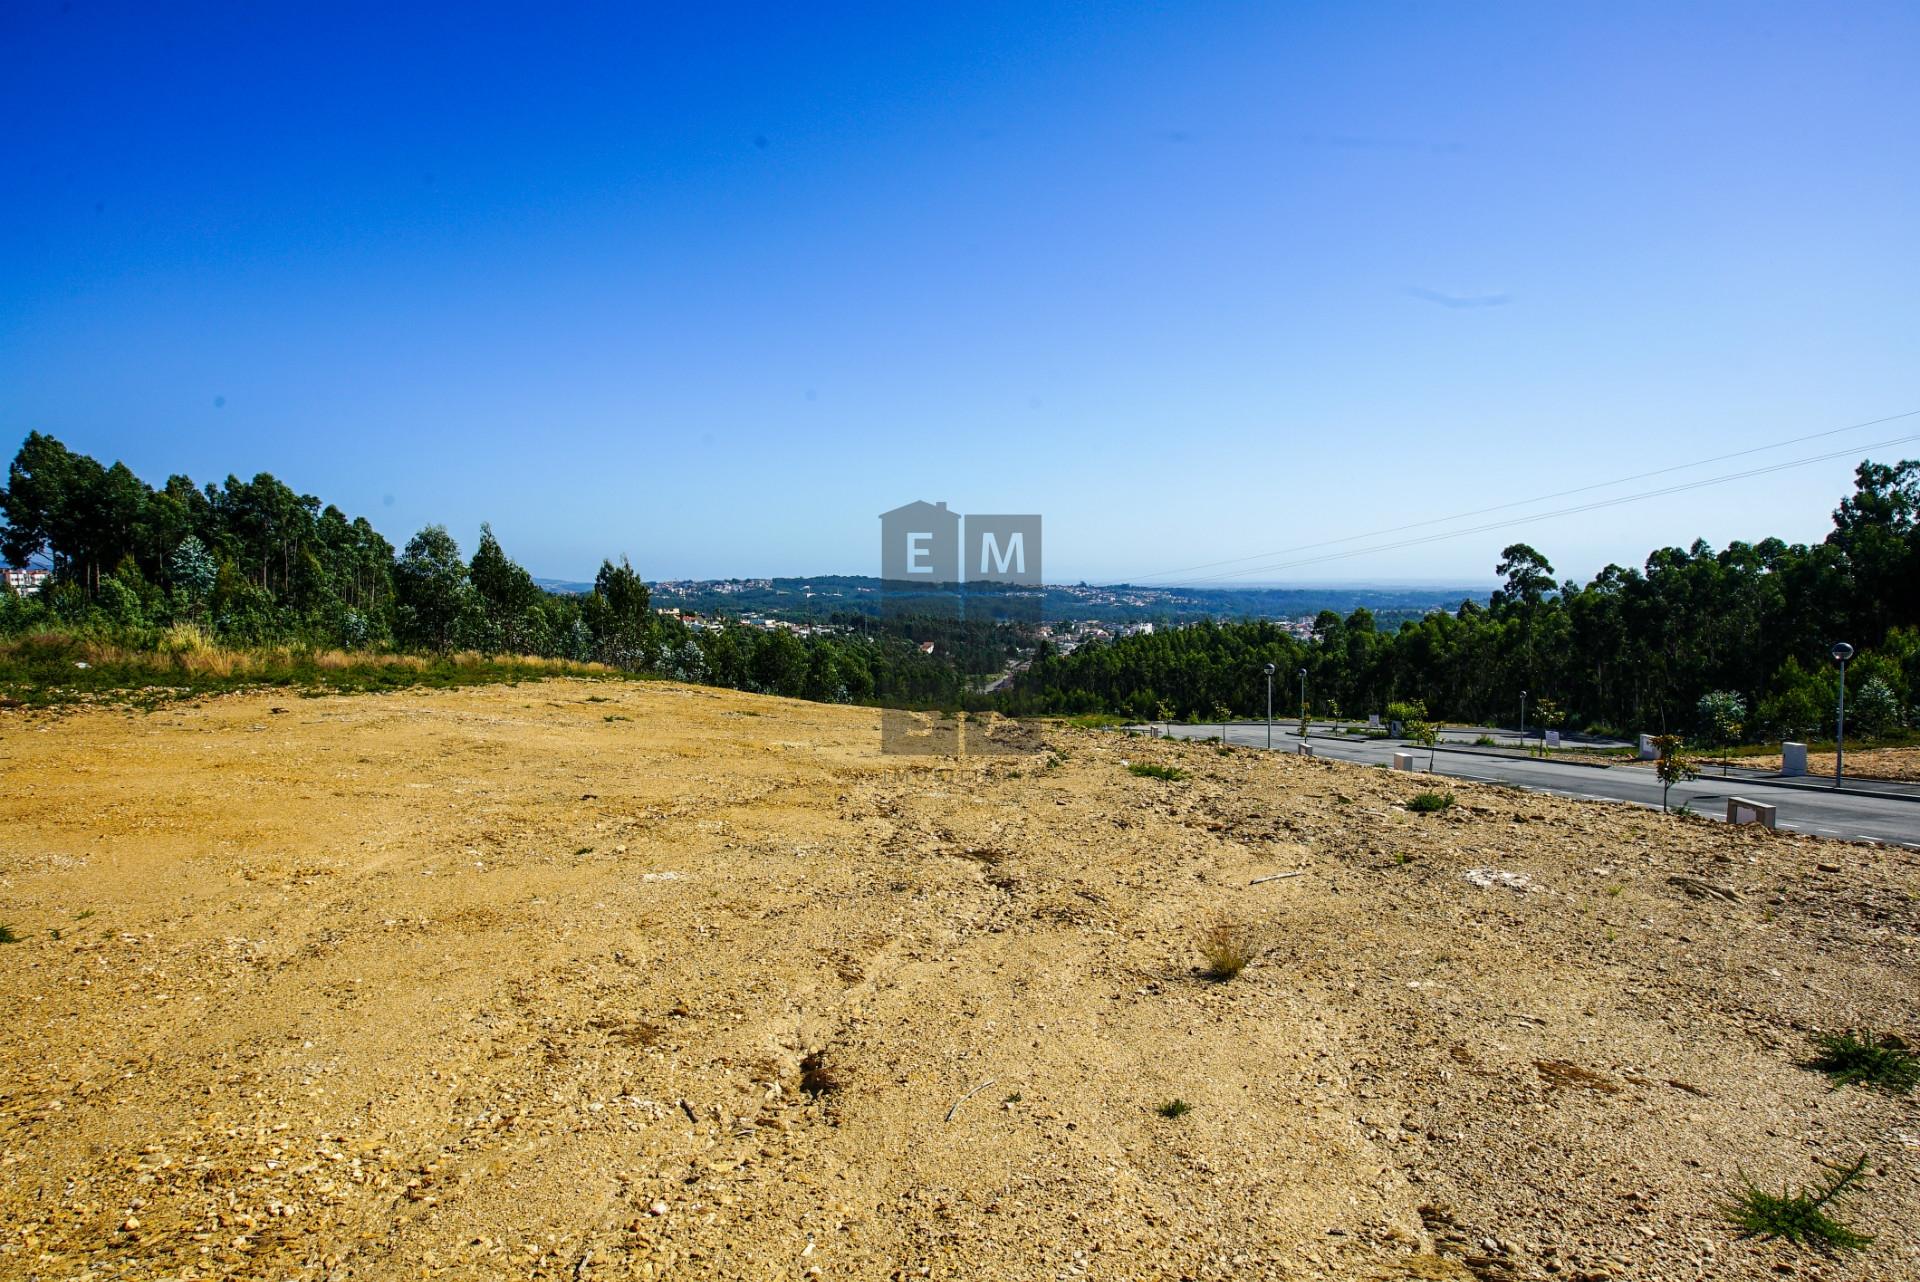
[1142,722,1920,850]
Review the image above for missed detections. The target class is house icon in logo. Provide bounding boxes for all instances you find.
[879,500,961,585]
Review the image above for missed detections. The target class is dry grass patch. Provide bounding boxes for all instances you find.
[1199,912,1262,980]
[799,1050,844,1097]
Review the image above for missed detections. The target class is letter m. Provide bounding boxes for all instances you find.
[979,530,1024,576]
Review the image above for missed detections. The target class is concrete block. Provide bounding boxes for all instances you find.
[1726,797,1777,829]
[1368,713,1381,728]
[1391,752,1416,772]
[1781,742,1808,776]
[1390,720,1404,737]
[1297,743,1314,757]
[1545,730,1561,749]
[1638,733,1658,760]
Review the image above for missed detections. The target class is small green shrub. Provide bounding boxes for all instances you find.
[1156,1098,1192,1118]
[1807,1031,1918,1094]
[1724,1151,1874,1252]
[1385,699,1427,725]
[1653,733,1699,812]
[1407,791,1455,813]
[1474,734,1498,747]
[0,924,19,944]
[1128,762,1187,782]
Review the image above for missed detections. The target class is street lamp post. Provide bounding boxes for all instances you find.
[1519,689,1528,750]
[1298,668,1308,737]
[1263,663,1275,751]
[1832,642,1854,789]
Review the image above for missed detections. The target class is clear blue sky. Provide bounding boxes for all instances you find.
[4,2,1916,585]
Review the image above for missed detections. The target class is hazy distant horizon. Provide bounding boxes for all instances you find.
[571,572,1498,593]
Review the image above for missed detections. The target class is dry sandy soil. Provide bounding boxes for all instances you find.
[1711,749,1920,784]
[2,681,1917,1282]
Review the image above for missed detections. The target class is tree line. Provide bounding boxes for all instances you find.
[0,432,979,707]
[1003,459,1919,744]
[5,432,1915,741]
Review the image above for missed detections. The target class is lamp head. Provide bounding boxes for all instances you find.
[1263,663,1275,676]
[1831,641,1854,663]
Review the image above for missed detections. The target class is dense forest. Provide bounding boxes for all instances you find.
[0,433,973,707]
[4,431,1916,743]
[1005,459,1920,743]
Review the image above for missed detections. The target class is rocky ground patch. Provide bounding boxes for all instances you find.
[2,682,1916,1280]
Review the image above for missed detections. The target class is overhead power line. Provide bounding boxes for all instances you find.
[1177,429,1920,585]
[1136,407,1920,583]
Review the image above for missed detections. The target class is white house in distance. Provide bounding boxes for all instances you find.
[4,567,50,594]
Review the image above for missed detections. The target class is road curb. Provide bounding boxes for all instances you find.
[1708,775,1920,805]
[1601,760,1920,805]
[1136,725,1920,807]
[1401,743,1918,799]
[1414,742,1619,771]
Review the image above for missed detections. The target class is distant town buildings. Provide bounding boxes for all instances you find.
[4,567,50,594]
[647,575,1351,653]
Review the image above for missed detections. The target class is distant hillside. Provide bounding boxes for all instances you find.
[633,574,1485,625]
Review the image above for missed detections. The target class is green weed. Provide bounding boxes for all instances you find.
[1807,1031,1918,1094]
[1127,762,1187,782]
[1724,1151,1874,1252]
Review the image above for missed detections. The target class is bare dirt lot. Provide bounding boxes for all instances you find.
[2,681,1917,1281]
[1717,749,1920,785]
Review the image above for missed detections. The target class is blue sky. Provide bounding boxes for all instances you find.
[4,2,1916,584]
